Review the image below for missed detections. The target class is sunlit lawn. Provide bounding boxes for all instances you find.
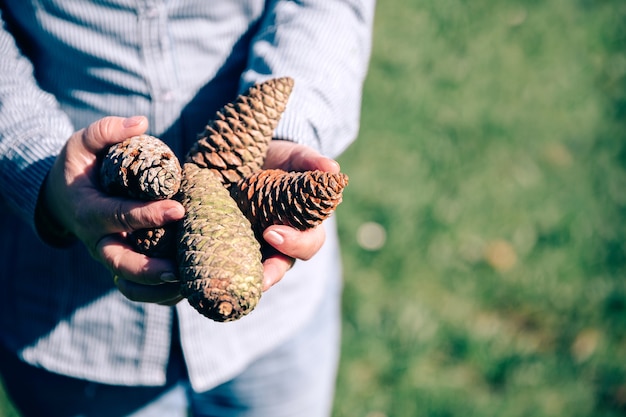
[334,0,626,416]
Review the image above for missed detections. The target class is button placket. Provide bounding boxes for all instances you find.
[138,0,178,136]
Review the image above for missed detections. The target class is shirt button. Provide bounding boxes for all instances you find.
[161,90,175,102]
[145,6,159,18]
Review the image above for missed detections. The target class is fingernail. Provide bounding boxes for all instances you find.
[262,267,277,291]
[161,272,178,283]
[123,116,144,128]
[264,230,284,246]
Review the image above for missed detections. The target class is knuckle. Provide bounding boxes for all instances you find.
[114,205,133,231]
[297,227,325,261]
[82,117,119,152]
[299,252,314,261]
[108,249,125,275]
[91,117,113,140]
[139,203,161,226]
[100,240,125,277]
[113,201,143,232]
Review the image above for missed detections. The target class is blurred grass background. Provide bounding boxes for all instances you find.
[333,0,626,416]
[1,0,625,416]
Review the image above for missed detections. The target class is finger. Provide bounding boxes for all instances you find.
[293,151,341,173]
[80,197,185,236]
[158,295,185,306]
[114,276,182,304]
[265,140,341,173]
[81,116,149,154]
[97,235,179,286]
[262,224,326,261]
[262,254,296,291]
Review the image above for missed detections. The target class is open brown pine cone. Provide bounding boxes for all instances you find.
[186,77,294,188]
[231,169,349,238]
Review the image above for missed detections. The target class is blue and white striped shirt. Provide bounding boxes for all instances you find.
[0,0,374,391]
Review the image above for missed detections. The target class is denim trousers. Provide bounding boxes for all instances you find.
[0,279,341,417]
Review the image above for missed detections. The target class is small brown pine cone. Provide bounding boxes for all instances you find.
[231,169,349,237]
[100,135,182,258]
[100,135,182,200]
[186,77,294,187]
[129,224,178,259]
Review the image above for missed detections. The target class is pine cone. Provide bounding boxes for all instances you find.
[97,78,350,323]
[129,224,177,258]
[100,135,182,259]
[231,169,349,237]
[178,163,263,322]
[100,135,182,200]
[186,77,294,187]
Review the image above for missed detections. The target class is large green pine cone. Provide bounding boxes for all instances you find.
[100,134,182,200]
[186,77,294,187]
[177,163,263,322]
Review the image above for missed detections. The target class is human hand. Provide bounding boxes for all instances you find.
[260,140,341,290]
[39,116,186,305]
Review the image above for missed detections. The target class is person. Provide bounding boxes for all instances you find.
[0,1,375,416]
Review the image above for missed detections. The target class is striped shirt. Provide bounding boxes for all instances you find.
[0,0,374,391]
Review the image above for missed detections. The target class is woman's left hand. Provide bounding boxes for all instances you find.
[260,140,341,290]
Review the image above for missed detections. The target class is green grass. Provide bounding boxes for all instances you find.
[0,379,18,417]
[2,1,625,416]
[333,0,626,416]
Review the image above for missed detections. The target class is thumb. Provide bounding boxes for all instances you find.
[81,116,149,154]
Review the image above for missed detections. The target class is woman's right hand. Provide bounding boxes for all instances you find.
[39,116,186,305]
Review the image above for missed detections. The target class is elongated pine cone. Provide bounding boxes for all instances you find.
[186,77,294,187]
[177,163,263,322]
[231,169,349,237]
[100,135,182,200]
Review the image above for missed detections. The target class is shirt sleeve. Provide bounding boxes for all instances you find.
[0,8,75,230]
[240,0,376,158]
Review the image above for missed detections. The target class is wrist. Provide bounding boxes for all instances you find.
[34,174,76,248]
